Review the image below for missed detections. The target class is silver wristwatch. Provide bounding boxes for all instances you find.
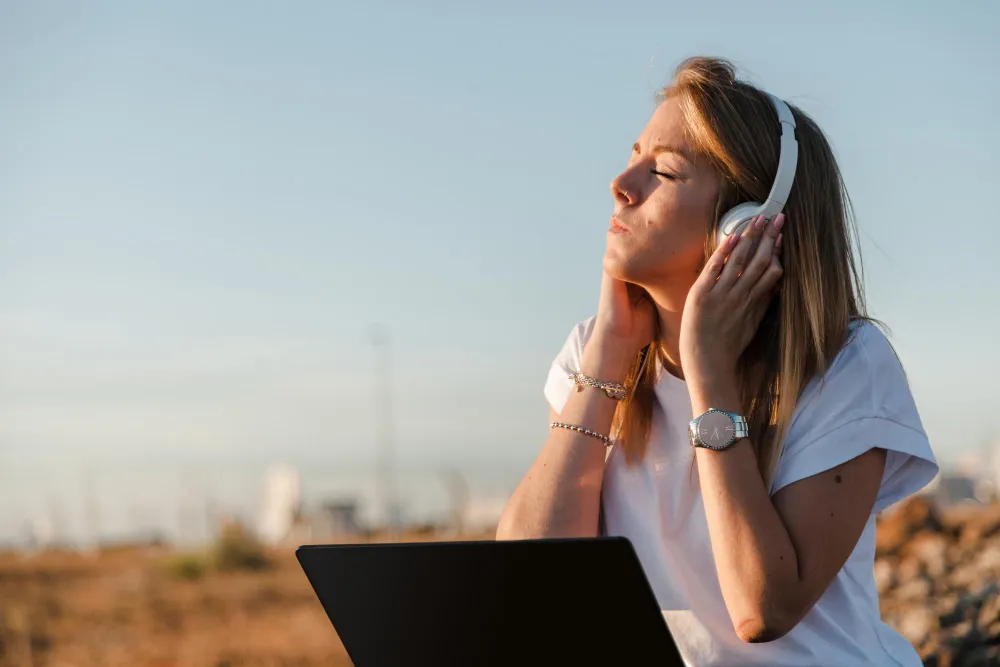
[688,409,749,450]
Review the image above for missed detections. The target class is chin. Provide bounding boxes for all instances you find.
[604,244,699,288]
[603,248,647,284]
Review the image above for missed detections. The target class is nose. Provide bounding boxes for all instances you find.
[610,168,640,207]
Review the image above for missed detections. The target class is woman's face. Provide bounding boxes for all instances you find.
[605,97,722,288]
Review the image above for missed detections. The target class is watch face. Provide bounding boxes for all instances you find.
[698,411,735,448]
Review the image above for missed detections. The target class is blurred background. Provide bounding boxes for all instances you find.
[1,1,998,665]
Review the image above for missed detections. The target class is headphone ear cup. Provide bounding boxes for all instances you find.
[716,202,763,246]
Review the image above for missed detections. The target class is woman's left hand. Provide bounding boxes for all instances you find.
[680,213,785,384]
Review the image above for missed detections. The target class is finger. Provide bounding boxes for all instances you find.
[735,213,783,296]
[695,230,740,290]
[747,249,784,303]
[626,282,651,308]
[601,270,634,310]
[714,214,764,292]
[770,235,785,299]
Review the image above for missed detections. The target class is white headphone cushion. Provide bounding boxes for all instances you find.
[716,201,763,245]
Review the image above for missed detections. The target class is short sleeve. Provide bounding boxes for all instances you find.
[543,317,597,414]
[769,321,939,513]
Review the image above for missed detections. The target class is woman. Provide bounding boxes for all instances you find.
[496,57,938,666]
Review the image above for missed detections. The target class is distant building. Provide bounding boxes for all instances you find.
[989,436,1000,500]
[925,470,996,506]
[317,499,363,536]
[257,465,301,545]
[936,473,978,504]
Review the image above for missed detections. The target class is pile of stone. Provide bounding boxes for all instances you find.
[876,496,1000,666]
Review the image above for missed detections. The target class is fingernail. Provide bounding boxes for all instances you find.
[729,232,740,247]
[774,214,785,231]
[754,215,765,230]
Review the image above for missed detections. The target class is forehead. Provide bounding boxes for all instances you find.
[635,97,698,159]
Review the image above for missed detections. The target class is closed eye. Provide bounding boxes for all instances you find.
[650,169,678,180]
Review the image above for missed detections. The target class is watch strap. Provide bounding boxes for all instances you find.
[731,414,750,439]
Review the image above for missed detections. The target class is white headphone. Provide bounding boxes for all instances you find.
[715,93,798,246]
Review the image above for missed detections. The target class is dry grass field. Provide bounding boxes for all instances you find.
[2,497,999,667]
[0,524,491,667]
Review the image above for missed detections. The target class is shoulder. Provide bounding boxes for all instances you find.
[772,319,939,510]
[543,316,597,414]
[839,318,905,383]
[568,316,599,349]
[796,319,909,421]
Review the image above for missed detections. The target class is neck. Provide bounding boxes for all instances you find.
[644,276,697,381]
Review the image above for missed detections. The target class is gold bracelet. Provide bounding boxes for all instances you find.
[550,422,613,447]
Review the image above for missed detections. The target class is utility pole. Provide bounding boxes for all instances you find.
[369,324,399,537]
[82,466,101,554]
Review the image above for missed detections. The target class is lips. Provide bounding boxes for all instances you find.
[609,216,629,233]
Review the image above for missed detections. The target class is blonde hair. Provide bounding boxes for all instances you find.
[611,56,883,488]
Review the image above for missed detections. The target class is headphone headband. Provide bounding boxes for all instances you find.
[760,93,798,218]
[715,92,799,243]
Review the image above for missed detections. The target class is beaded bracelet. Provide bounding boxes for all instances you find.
[550,421,613,448]
[569,371,628,401]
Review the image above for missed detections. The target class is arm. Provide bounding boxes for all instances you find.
[689,373,886,642]
[680,213,886,641]
[495,337,632,540]
[497,272,654,540]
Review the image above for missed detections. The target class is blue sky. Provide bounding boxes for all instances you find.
[1,0,997,476]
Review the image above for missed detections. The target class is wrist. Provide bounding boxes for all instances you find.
[683,354,736,388]
[580,334,640,384]
[687,365,742,415]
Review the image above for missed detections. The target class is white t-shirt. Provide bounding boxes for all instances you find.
[544,317,938,667]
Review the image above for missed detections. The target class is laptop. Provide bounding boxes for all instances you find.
[296,536,685,666]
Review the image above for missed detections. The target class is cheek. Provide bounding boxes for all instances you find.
[644,191,709,249]
[676,184,717,229]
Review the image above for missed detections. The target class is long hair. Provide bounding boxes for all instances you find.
[611,56,883,488]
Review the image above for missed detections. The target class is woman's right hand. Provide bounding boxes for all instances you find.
[584,272,656,381]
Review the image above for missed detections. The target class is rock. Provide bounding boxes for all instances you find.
[953,501,1000,548]
[898,607,937,646]
[920,638,946,665]
[902,532,949,579]
[949,563,986,591]
[979,593,1000,635]
[876,497,1000,665]
[939,605,969,629]
[953,581,999,622]
[894,575,933,603]
[876,496,946,558]
[947,629,992,666]
[874,558,896,595]
[974,543,1000,573]
[941,503,985,532]
[959,644,1000,666]
[934,592,960,615]
[897,554,925,584]
[946,620,973,641]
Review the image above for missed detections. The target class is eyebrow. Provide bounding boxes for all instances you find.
[632,142,694,164]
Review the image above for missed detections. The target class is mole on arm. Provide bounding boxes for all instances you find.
[835,475,842,484]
